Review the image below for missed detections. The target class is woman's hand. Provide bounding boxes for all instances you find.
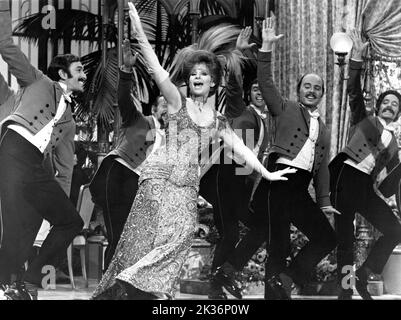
[128,2,145,38]
[321,206,342,215]
[262,167,297,181]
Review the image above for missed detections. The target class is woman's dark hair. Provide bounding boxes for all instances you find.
[375,90,401,119]
[182,50,223,97]
[296,73,325,96]
[47,54,81,81]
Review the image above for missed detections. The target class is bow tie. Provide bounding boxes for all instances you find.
[308,110,320,119]
[378,117,398,133]
[383,122,398,133]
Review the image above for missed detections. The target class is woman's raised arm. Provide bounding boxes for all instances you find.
[128,2,181,113]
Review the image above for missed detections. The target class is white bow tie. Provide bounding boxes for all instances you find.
[383,123,397,133]
[378,117,398,133]
[308,110,320,119]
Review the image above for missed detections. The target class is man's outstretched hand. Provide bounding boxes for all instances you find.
[122,38,138,70]
[236,26,257,51]
[261,13,284,52]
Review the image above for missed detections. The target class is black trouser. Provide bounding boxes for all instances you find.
[211,163,257,272]
[331,162,401,283]
[89,157,139,271]
[265,164,337,286]
[224,176,270,271]
[0,129,83,286]
[199,164,221,232]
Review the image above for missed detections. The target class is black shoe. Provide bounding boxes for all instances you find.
[338,289,353,300]
[3,282,38,300]
[208,278,227,300]
[355,268,373,300]
[265,275,291,300]
[214,263,242,299]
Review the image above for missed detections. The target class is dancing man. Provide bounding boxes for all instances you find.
[0,4,85,300]
[209,27,275,300]
[330,30,401,300]
[257,15,338,300]
[89,39,167,270]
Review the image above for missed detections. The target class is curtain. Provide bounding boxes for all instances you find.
[357,0,401,146]
[356,1,401,58]
[274,0,358,159]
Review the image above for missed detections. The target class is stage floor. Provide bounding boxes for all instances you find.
[36,278,401,300]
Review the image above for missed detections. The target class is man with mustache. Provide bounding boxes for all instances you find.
[330,30,401,300]
[256,15,338,299]
[89,39,168,270]
[0,3,85,300]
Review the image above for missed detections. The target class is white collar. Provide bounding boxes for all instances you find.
[378,117,397,132]
[152,115,161,130]
[58,82,72,102]
[300,104,320,119]
[249,104,267,119]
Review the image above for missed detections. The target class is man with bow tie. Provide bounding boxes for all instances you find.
[329,30,401,300]
[256,16,338,300]
[89,39,168,271]
[205,27,275,300]
[0,3,85,300]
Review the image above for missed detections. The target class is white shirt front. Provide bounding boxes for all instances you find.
[8,82,71,154]
[277,107,320,172]
[345,117,395,175]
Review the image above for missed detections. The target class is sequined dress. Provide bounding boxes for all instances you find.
[92,98,225,299]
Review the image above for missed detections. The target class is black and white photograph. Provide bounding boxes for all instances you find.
[0,0,401,307]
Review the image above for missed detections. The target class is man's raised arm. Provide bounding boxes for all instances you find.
[0,0,43,88]
[257,16,286,117]
[347,30,370,126]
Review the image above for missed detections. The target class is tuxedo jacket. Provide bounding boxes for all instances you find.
[106,70,157,169]
[0,5,75,195]
[89,68,159,205]
[330,59,400,183]
[231,106,271,161]
[0,71,14,111]
[379,162,401,213]
[257,51,331,207]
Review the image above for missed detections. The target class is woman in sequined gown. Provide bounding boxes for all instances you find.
[92,2,295,300]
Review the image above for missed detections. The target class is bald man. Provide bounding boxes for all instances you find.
[254,16,338,300]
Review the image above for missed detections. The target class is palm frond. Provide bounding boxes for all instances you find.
[12,9,111,44]
[75,48,118,129]
[200,0,227,16]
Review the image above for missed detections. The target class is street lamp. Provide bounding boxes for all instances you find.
[330,32,353,84]
[189,0,201,44]
[330,32,353,67]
